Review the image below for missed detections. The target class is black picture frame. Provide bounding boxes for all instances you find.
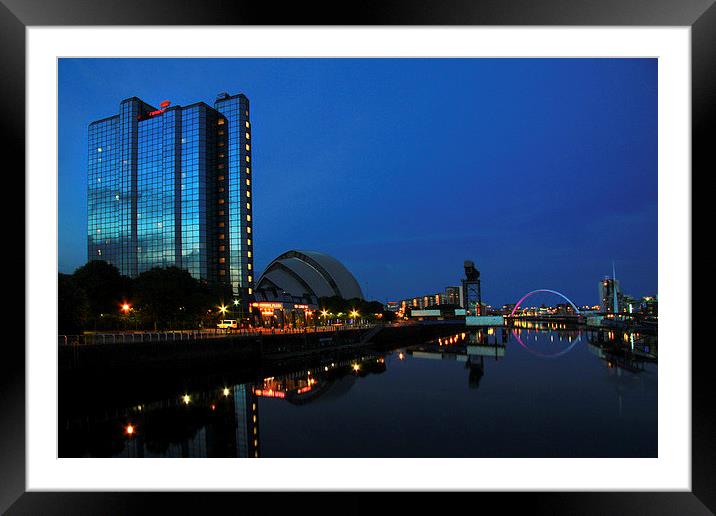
[1,0,710,513]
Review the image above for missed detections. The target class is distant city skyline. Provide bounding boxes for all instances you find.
[59,58,658,306]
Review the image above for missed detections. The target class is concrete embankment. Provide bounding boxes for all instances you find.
[60,322,467,373]
[368,321,466,345]
[59,322,466,381]
[59,328,367,372]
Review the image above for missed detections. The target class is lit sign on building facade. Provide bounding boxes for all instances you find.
[253,388,285,399]
[251,302,284,310]
[137,100,171,120]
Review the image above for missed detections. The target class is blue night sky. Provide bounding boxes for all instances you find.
[58,58,657,307]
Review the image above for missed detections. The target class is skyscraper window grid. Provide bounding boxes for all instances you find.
[87,93,253,300]
[179,106,207,281]
[136,115,166,274]
[87,116,120,266]
[214,93,253,300]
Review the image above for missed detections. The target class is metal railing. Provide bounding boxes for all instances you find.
[58,323,377,346]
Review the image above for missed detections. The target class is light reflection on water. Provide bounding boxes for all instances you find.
[60,327,657,458]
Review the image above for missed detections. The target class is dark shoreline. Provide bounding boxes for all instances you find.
[58,322,467,416]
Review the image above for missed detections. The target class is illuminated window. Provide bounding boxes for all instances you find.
[219,257,226,264]
[246,215,251,222]
[248,264,252,270]
[218,141,224,147]
[245,156,250,162]
[248,275,252,283]
[219,245,225,252]
[245,144,250,151]
[219,234,225,240]
[246,203,250,209]
[246,191,250,198]
[246,179,250,186]
[246,132,250,140]
[218,130,225,136]
[247,251,252,258]
[218,222,225,228]
[218,175,225,181]
[218,119,225,125]
[245,121,249,128]
[246,167,250,174]
[218,187,225,193]
[219,269,226,276]
[248,288,252,295]
[247,227,251,234]
[218,210,225,216]
[218,199,225,204]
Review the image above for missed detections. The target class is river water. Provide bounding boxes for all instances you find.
[59,325,657,458]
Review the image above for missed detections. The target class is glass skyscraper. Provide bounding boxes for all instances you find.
[87,93,254,300]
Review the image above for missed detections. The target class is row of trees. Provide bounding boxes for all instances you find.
[58,261,231,334]
[58,261,394,333]
[318,296,395,323]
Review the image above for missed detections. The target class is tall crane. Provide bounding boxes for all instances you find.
[462,260,482,316]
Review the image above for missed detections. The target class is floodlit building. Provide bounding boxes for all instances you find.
[399,286,464,314]
[384,301,400,313]
[253,250,364,326]
[599,277,622,313]
[87,93,254,301]
[256,250,364,302]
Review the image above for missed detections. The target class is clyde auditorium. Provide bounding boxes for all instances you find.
[252,250,364,325]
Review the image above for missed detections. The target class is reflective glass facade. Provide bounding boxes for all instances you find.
[214,93,253,302]
[88,94,254,298]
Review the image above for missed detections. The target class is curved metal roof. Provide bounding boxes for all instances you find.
[257,250,364,300]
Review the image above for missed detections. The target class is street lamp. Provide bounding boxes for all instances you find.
[120,302,132,330]
[218,305,228,327]
[350,309,359,325]
[233,298,243,326]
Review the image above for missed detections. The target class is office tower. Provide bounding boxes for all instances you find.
[599,277,622,313]
[87,93,254,301]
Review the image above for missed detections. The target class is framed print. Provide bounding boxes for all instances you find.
[2,0,712,513]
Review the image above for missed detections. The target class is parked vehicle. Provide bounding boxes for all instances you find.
[217,319,238,329]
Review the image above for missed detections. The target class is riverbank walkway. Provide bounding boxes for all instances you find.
[58,324,377,346]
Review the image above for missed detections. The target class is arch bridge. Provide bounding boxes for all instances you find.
[509,289,581,318]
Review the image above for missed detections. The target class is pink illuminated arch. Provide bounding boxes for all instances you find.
[509,289,581,317]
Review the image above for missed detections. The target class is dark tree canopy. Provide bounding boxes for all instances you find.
[58,273,89,334]
[318,296,385,319]
[133,266,216,329]
[381,310,397,322]
[72,260,130,316]
[59,262,235,331]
